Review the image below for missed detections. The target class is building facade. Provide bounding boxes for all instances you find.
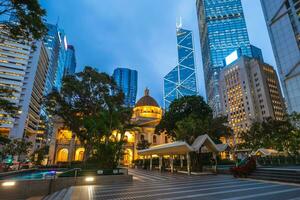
[196,0,255,116]
[0,25,32,136]
[261,0,300,113]
[219,55,285,143]
[164,27,198,109]
[64,45,76,75]
[113,68,138,107]
[48,88,170,165]
[0,25,50,141]
[10,41,49,142]
[43,23,60,95]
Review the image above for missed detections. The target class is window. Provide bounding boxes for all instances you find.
[153,135,157,144]
[165,136,168,143]
[140,134,145,141]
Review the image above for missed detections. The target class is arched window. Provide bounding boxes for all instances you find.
[165,136,168,143]
[140,134,145,141]
[57,148,69,162]
[153,135,157,144]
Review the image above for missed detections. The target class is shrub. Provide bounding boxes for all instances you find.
[230,157,256,178]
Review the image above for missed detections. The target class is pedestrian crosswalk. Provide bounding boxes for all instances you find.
[50,169,300,200]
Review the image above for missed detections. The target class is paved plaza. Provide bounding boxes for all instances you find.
[54,169,300,200]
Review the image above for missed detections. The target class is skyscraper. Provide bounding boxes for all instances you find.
[0,25,32,136]
[163,27,198,109]
[113,68,138,107]
[54,29,68,91]
[261,0,300,113]
[10,41,49,140]
[43,23,60,95]
[64,45,76,75]
[219,53,285,143]
[196,0,254,116]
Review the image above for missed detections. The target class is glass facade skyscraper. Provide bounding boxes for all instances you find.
[261,0,300,113]
[65,45,76,75]
[164,27,198,109]
[196,0,254,116]
[43,23,60,95]
[113,68,138,107]
[43,24,68,94]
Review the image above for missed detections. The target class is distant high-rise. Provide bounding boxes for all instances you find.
[65,45,76,75]
[196,0,258,116]
[43,23,60,95]
[113,68,138,107]
[261,0,300,113]
[219,54,285,143]
[54,29,67,91]
[164,27,198,109]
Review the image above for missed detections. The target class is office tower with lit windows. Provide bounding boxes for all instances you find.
[65,45,76,75]
[219,52,285,143]
[0,24,50,139]
[196,0,258,117]
[113,68,138,107]
[0,25,32,136]
[261,0,300,113]
[10,41,49,140]
[164,27,198,109]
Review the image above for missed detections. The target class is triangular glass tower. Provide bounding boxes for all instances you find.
[164,27,198,109]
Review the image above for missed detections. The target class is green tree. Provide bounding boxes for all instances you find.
[2,139,32,167]
[0,87,19,126]
[156,96,231,143]
[155,96,232,171]
[31,145,49,165]
[46,66,133,168]
[0,0,47,40]
[240,115,300,155]
[136,139,151,150]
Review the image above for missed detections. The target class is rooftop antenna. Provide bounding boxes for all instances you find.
[176,16,182,29]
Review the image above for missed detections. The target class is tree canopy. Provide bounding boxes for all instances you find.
[239,114,300,155]
[155,95,232,144]
[0,87,19,127]
[45,66,133,168]
[0,0,47,40]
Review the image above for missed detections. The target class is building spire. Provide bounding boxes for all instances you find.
[144,87,149,96]
[176,16,182,29]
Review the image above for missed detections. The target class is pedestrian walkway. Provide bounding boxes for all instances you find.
[47,169,300,200]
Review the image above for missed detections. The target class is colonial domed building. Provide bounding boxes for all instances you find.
[122,88,170,165]
[49,88,170,165]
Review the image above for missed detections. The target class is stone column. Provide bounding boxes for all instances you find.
[180,155,184,169]
[170,155,174,173]
[142,156,145,168]
[213,152,217,173]
[159,156,163,172]
[150,155,153,171]
[187,153,191,175]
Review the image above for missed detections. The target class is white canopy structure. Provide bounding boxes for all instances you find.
[252,148,279,157]
[137,134,228,175]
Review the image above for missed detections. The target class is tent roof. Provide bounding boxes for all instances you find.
[138,134,224,156]
[252,148,278,156]
[138,141,193,156]
[191,134,220,153]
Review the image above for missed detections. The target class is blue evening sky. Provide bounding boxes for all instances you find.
[41,0,275,106]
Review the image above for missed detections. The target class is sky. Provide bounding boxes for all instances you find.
[41,0,276,107]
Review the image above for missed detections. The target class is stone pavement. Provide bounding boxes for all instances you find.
[49,168,300,200]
